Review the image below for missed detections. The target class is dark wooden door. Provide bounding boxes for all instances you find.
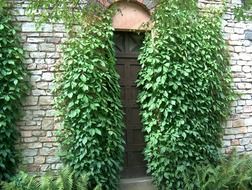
[115,32,147,178]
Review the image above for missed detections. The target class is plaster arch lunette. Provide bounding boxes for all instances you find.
[98,0,156,31]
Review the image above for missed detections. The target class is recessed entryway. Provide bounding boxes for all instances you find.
[115,31,147,178]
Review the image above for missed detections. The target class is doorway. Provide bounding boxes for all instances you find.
[114,32,147,178]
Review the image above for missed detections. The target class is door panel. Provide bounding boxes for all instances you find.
[115,32,147,178]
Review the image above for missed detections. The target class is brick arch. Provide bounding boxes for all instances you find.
[98,0,155,30]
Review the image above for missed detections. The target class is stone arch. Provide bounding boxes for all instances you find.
[98,0,155,30]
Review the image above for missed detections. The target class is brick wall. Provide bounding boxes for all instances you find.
[11,0,252,173]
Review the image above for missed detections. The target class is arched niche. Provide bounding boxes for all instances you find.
[98,0,154,31]
[112,1,151,31]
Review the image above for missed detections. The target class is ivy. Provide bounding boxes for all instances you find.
[0,0,29,182]
[53,7,124,190]
[137,0,236,189]
[234,0,252,21]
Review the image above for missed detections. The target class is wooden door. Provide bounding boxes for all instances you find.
[115,32,147,178]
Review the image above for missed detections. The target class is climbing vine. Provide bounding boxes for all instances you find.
[234,0,252,20]
[137,0,236,189]
[0,0,29,182]
[53,6,124,190]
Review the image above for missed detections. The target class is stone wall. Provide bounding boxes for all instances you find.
[12,0,252,173]
[198,0,252,153]
[12,0,65,172]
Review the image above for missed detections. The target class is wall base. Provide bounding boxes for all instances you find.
[120,177,156,190]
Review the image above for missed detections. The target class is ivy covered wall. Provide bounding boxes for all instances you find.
[9,0,252,174]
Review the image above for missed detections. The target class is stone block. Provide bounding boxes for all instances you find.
[245,30,252,41]
[47,38,61,44]
[46,156,60,164]
[22,96,38,106]
[22,23,36,32]
[22,149,38,157]
[42,119,54,130]
[39,136,57,142]
[236,146,245,152]
[232,119,245,128]
[25,143,43,149]
[24,137,38,143]
[246,47,252,53]
[41,24,53,32]
[34,59,45,64]
[246,144,252,151]
[45,58,55,64]
[21,131,32,137]
[37,82,48,89]
[40,147,57,156]
[33,110,46,117]
[30,75,41,82]
[241,94,251,100]
[34,156,46,164]
[234,46,245,53]
[244,106,252,113]
[231,139,240,145]
[230,34,243,41]
[24,43,38,51]
[32,131,46,137]
[32,90,46,96]
[46,110,55,117]
[239,53,251,61]
[243,40,251,46]
[231,65,241,72]
[223,140,231,147]
[27,38,45,43]
[223,135,235,140]
[240,138,251,145]
[54,24,65,32]
[237,100,245,105]
[42,72,54,81]
[225,127,247,134]
[245,118,252,126]
[39,43,56,52]
[248,127,252,133]
[26,121,37,126]
[39,96,53,105]
[46,52,60,59]
[30,52,46,59]
[23,157,34,164]
[242,65,251,73]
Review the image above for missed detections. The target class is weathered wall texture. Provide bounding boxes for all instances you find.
[12,0,65,173]
[11,0,252,173]
[198,0,252,154]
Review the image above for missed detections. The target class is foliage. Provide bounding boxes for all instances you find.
[137,0,236,189]
[1,167,101,190]
[184,151,252,190]
[27,0,252,30]
[28,0,108,32]
[0,0,29,182]
[53,7,124,190]
[234,0,252,21]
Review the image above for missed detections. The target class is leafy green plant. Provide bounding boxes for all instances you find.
[1,167,101,190]
[137,0,236,189]
[234,0,252,21]
[53,7,124,190]
[184,151,252,190]
[0,0,29,182]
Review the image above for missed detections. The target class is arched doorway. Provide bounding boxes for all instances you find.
[115,31,145,178]
[109,0,153,179]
